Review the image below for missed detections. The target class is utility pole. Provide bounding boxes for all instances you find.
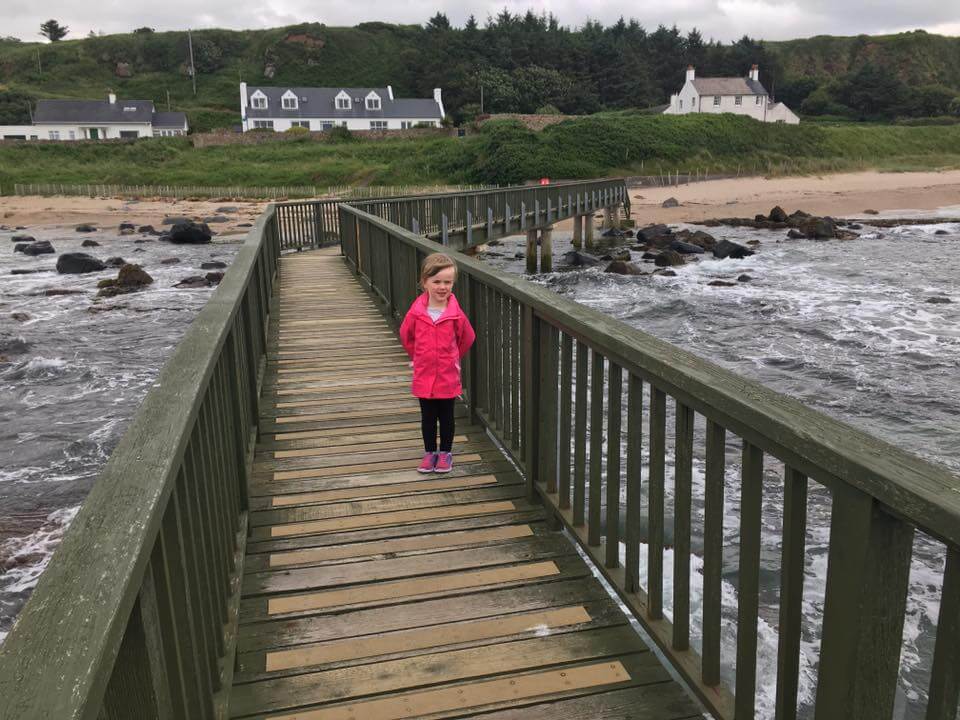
[36,48,42,76]
[187,29,196,96]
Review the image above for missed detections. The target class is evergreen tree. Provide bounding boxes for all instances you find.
[39,19,68,42]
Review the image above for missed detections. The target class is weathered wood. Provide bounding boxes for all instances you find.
[647,386,666,619]
[588,350,604,547]
[926,546,960,720]
[625,374,643,593]
[673,401,693,651]
[735,441,763,720]
[775,466,808,720]
[558,334,573,510]
[605,363,622,568]
[573,341,588,527]
[702,419,725,687]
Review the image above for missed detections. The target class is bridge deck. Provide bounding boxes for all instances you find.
[228,248,701,719]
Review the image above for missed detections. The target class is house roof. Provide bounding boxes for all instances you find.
[691,78,767,96]
[245,86,442,120]
[34,99,156,124]
[152,111,188,128]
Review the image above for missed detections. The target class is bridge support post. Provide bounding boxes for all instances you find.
[525,229,538,274]
[504,204,511,234]
[572,214,583,249]
[584,215,595,248]
[540,226,553,273]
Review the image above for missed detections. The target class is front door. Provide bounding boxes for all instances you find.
[88,128,99,139]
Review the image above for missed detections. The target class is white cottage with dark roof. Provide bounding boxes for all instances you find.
[240,83,445,132]
[0,93,188,141]
[664,65,799,124]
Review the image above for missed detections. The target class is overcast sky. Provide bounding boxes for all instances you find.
[4,0,959,44]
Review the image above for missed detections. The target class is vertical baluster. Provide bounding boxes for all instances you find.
[625,374,643,592]
[926,546,960,720]
[736,441,764,720]
[491,290,502,430]
[511,298,521,451]
[702,419,726,687]
[775,466,808,720]
[587,350,604,546]
[142,549,188,717]
[605,363,622,568]
[648,386,666,618]
[673,401,694,650]
[540,324,559,493]
[573,341,588,526]
[558,334,573,510]
[521,306,541,497]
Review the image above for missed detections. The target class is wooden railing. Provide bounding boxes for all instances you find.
[0,207,282,718]
[278,177,630,251]
[338,202,960,720]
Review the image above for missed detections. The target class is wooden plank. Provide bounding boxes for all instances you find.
[272,435,469,459]
[673,401,694,651]
[588,350,604,546]
[702,419,725,687]
[263,453,483,482]
[647,386,666,618]
[573,341,588,526]
[926,546,960,720]
[775,466,807,720]
[263,474,502,508]
[735,440,763,720]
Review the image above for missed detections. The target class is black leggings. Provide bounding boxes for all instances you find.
[419,398,455,453]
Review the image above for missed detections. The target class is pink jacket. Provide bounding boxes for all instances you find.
[399,292,476,399]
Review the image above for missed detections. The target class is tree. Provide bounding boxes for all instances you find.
[133,27,155,34]
[39,19,68,42]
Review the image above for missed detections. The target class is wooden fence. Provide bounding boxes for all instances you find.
[0,207,282,718]
[338,202,960,720]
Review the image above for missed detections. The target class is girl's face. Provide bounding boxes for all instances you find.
[425,267,455,305]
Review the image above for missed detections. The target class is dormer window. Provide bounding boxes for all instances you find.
[251,91,268,110]
[335,90,352,110]
[365,91,381,111]
[281,91,298,110]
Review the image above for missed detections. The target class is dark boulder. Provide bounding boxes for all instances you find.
[641,251,659,261]
[654,269,677,277]
[11,312,30,322]
[75,223,97,233]
[11,268,43,275]
[175,275,210,289]
[708,280,737,287]
[236,222,253,228]
[746,239,761,245]
[22,240,55,256]
[654,250,685,267]
[42,288,85,296]
[162,216,194,225]
[863,209,879,215]
[118,264,153,287]
[200,260,227,270]
[934,229,949,235]
[105,257,125,267]
[167,222,212,244]
[601,249,631,262]
[848,223,863,230]
[161,258,181,265]
[713,239,754,260]
[216,206,238,213]
[636,224,672,244]
[11,234,35,243]
[120,228,136,236]
[137,225,157,234]
[562,251,601,267]
[926,296,952,304]
[203,215,230,224]
[799,216,836,240]
[661,197,680,208]
[602,228,628,239]
[119,222,136,232]
[56,253,106,274]
[604,260,644,275]
[669,240,705,255]
[205,272,223,284]
[81,239,100,248]
[786,229,805,239]
[737,274,753,282]
[754,214,768,222]
[13,243,28,253]
[768,206,788,223]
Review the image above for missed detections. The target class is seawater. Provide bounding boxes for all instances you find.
[481,218,959,719]
[0,227,239,643]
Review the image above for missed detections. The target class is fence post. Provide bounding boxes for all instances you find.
[521,306,541,501]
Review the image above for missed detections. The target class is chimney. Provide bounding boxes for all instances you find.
[686,65,695,82]
[387,85,394,101]
[433,87,445,119]
[108,92,116,105]
[749,65,759,82]
[240,81,248,121]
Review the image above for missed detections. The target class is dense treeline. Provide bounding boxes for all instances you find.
[0,17,958,130]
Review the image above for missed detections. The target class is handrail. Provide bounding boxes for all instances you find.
[0,207,281,718]
[338,200,960,720]
[277,177,631,251]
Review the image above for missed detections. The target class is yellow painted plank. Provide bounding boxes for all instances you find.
[266,560,559,615]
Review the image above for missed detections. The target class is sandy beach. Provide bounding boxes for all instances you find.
[553,169,960,229]
[0,196,266,236]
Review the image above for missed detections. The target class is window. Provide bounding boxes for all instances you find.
[713,96,720,106]
[321,121,334,130]
[336,96,351,110]
[251,94,267,109]
[370,120,388,130]
[120,130,139,138]
[253,120,274,129]
[48,130,60,140]
[291,120,310,129]
[153,129,180,137]
[756,95,763,105]
[366,97,381,110]
[68,130,76,140]
[735,95,742,106]
[679,100,683,110]
[282,95,298,110]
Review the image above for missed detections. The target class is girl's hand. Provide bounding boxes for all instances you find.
[408,361,414,368]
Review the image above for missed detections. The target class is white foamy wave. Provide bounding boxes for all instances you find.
[0,356,74,381]
[0,506,80,596]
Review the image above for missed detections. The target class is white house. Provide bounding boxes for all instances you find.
[0,93,188,141]
[664,65,799,124]
[240,84,445,132]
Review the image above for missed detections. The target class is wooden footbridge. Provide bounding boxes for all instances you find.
[1,179,959,720]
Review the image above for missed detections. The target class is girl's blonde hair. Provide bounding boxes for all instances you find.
[419,253,457,288]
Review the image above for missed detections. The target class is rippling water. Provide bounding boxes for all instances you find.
[481,217,959,719]
[0,226,239,642]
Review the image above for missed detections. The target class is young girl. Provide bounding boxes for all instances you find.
[399,253,476,473]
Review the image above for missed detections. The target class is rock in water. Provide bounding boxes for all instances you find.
[669,239,705,255]
[75,223,97,233]
[737,274,753,282]
[205,271,224,284]
[926,296,952,304]
[162,216,193,225]
[661,197,680,208]
[604,260,644,275]
[22,240,55,256]
[167,222,212,244]
[654,250,685,267]
[161,258,181,265]
[200,261,227,270]
[13,243,28,253]
[786,229,805,239]
[562,251,600,267]
[713,239,754,260]
[637,224,672,244]
[799,216,836,240]
[768,206,788,223]
[119,222,136,232]
[11,234,35,243]
[118,263,153,287]
[137,225,157,234]
[105,257,126,267]
[56,253,107,274]
[81,239,100,248]
[708,280,737,287]
[175,275,211,288]
[11,312,31,322]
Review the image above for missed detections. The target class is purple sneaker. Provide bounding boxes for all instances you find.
[417,452,437,473]
[434,452,453,473]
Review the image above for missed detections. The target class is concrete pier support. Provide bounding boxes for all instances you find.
[585,216,595,248]
[603,208,613,230]
[540,226,553,273]
[526,229,538,274]
[572,215,583,249]
[610,205,621,228]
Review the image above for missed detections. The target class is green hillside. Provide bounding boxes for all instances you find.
[1,20,959,131]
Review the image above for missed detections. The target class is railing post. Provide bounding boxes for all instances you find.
[520,201,526,230]
[814,485,914,720]
[487,206,494,239]
[521,306,541,501]
[441,213,449,245]
[504,203,511,234]
[466,209,473,245]
[467,276,480,425]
